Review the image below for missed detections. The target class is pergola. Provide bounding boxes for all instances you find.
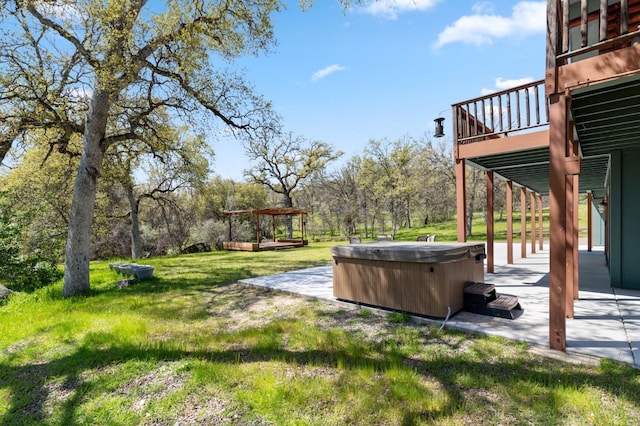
[222,207,308,251]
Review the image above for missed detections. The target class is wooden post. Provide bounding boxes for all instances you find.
[521,186,527,259]
[228,215,233,241]
[487,171,494,273]
[531,191,536,254]
[549,92,567,351]
[456,159,467,242]
[256,214,261,243]
[538,194,544,250]
[507,180,514,264]
[573,174,580,301]
[566,174,574,318]
[587,192,593,252]
[272,215,276,242]
[599,0,608,41]
[546,0,560,94]
[301,214,306,242]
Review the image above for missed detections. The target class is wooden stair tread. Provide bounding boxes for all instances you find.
[464,282,495,295]
[487,295,519,311]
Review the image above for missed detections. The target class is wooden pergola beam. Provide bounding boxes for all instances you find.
[223,207,309,244]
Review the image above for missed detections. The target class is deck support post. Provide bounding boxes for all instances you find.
[538,194,544,250]
[521,186,527,259]
[531,192,537,254]
[456,159,467,242]
[549,92,567,351]
[587,192,593,252]
[566,174,574,318]
[573,174,580,301]
[487,171,495,273]
[507,180,514,264]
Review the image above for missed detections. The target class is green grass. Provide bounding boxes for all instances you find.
[1,241,639,425]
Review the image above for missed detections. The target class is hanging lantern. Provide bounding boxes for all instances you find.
[434,117,445,138]
[598,199,607,214]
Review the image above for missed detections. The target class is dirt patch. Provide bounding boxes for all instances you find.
[117,362,188,410]
[206,284,309,333]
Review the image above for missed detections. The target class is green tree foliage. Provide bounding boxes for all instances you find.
[358,137,416,238]
[0,136,78,259]
[244,130,342,237]
[0,0,283,296]
[0,191,62,292]
[412,138,456,224]
[102,127,213,258]
[298,158,365,238]
[198,176,267,219]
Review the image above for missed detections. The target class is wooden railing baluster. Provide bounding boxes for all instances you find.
[452,80,547,144]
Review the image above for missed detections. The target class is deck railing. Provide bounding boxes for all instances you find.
[452,79,548,145]
[547,0,640,68]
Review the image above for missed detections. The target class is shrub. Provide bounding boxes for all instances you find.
[0,193,62,292]
[189,219,255,250]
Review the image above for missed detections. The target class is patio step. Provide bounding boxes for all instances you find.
[464,282,495,296]
[488,295,520,311]
[463,282,523,320]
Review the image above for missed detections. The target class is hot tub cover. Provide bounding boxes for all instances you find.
[330,242,485,263]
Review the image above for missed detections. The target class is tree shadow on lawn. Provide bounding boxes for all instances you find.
[66,276,280,325]
[93,251,332,298]
[81,252,333,322]
[1,330,639,425]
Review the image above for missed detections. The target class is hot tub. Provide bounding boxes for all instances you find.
[331,242,485,318]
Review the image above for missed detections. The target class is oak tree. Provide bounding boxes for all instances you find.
[1,0,281,296]
[243,130,342,238]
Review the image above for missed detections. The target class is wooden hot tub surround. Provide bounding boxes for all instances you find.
[331,242,485,319]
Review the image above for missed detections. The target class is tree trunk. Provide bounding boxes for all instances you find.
[127,188,141,259]
[283,194,294,238]
[390,199,397,239]
[62,91,110,297]
[404,196,411,229]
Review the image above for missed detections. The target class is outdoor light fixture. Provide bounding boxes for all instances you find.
[434,117,445,138]
[598,199,607,214]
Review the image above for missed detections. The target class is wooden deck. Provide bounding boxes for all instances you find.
[223,239,308,252]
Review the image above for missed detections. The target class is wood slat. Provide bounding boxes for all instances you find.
[333,257,484,319]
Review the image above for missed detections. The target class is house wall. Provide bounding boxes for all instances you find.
[609,149,640,289]
[592,200,605,246]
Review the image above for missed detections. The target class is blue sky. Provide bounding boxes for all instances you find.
[212,0,547,180]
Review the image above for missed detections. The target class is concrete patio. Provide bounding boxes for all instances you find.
[239,242,640,369]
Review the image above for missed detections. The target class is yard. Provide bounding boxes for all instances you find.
[1,242,638,425]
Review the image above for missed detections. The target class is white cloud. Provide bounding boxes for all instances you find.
[494,76,535,90]
[481,76,535,95]
[311,64,348,82]
[362,0,440,20]
[434,1,545,48]
[471,1,495,14]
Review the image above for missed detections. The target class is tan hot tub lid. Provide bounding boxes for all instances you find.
[330,241,486,263]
